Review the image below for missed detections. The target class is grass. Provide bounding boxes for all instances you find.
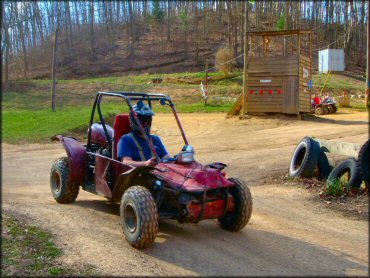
[312,73,365,92]
[2,213,97,276]
[2,71,366,144]
[2,100,233,144]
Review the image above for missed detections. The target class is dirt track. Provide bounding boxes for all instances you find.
[3,111,369,276]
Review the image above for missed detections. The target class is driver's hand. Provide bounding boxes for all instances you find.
[146,157,158,167]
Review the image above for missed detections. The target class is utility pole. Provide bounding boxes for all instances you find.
[242,1,249,115]
[366,4,369,109]
[205,59,208,106]
[51,28,59,112]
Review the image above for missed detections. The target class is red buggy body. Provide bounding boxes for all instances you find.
[50,92,252,248]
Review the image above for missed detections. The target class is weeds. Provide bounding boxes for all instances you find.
[326,180,345,196]
[2,213,97,276]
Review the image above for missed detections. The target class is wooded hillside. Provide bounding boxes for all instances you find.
[1,1,368,81]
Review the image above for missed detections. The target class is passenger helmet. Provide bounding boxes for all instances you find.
[129,100,154,136]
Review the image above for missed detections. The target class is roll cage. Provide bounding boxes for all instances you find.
[86,92,189,162]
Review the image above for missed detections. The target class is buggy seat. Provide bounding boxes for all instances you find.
[113,114,131,160]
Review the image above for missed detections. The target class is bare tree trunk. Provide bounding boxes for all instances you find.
[233,1,238,57]
[128,1,135,57]
[73,1,81,38]
[227,1,232,51]
[13,3,29,78]
[51,29,59,112]
[284,1,289,56]
[89,1,95,59]
[242,0,249,115]
[167,0,171,42]
[2,3,10,83]
[195,4,199,63]
[33,3,44,47]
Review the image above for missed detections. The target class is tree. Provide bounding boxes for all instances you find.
[89,1,95,59]
[13,2,29,78]
[178,9,189,53]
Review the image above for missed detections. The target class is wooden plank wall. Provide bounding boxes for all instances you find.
[248,56,298,76]
[247,56,298,113]
[298,55,311,112]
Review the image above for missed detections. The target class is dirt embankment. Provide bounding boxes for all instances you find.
[2,111,369,276]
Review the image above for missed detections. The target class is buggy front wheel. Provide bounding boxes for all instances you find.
[218,178,252,232]
[50,157,79,204]
[120,186,158,249]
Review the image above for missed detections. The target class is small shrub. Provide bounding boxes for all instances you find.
[326,180,344,196]
[338,91,351,107]
[215,47,233,77]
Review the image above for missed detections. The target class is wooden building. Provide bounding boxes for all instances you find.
[230,30,313,116]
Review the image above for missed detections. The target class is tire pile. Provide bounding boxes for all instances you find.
[289,137,369,190]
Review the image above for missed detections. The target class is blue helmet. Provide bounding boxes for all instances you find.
[129,100,154,136]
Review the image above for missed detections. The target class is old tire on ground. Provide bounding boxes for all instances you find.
[289,137,320,178]
[326,158,363,189]
[50,157,79,204]
[316,151,332,180]
[315,107,324,115]
[358,140,370,188]
[120,186,158,249]
[218,177,252,232]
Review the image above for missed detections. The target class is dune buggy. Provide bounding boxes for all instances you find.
[50,92,252,248]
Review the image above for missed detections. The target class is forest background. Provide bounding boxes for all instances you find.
[1,0,368,82]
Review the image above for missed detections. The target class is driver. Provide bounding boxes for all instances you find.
[117,101,170,167]
[312,93,321,106]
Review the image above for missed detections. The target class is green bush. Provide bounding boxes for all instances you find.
[326,180,344,196]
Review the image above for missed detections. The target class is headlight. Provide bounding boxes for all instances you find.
[177,151,194,163]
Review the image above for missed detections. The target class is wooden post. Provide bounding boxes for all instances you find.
[242,1,249,115]
[366,5,370,108]
[51,28,59,112]
[297,32,301,117]
[309,32,312,109]
[205,59,208,106]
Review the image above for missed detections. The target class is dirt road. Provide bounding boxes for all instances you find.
[3,111,369,276]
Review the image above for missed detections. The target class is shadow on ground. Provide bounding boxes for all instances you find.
[303,113,368,125]
[73,199,367,276]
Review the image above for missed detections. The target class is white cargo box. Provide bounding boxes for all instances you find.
[318,49,345,73]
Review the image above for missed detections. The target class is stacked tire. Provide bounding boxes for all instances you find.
[358,140,370,189]
[289,137,367,190]
[289,137,331,181]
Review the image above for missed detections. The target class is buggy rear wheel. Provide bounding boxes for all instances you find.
[120,186,158,249]
[50,157,79,204]
[218,178,252,232]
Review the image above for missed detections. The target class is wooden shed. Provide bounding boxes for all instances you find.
[230,30,313,116]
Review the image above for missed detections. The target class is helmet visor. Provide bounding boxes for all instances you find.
[138,115,152,128]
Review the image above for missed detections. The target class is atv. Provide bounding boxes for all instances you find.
[50,92,253,248]
[312,98,338,115]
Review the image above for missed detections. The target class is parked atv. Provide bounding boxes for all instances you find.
[312,98,337,115]
[50,92,253,248]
